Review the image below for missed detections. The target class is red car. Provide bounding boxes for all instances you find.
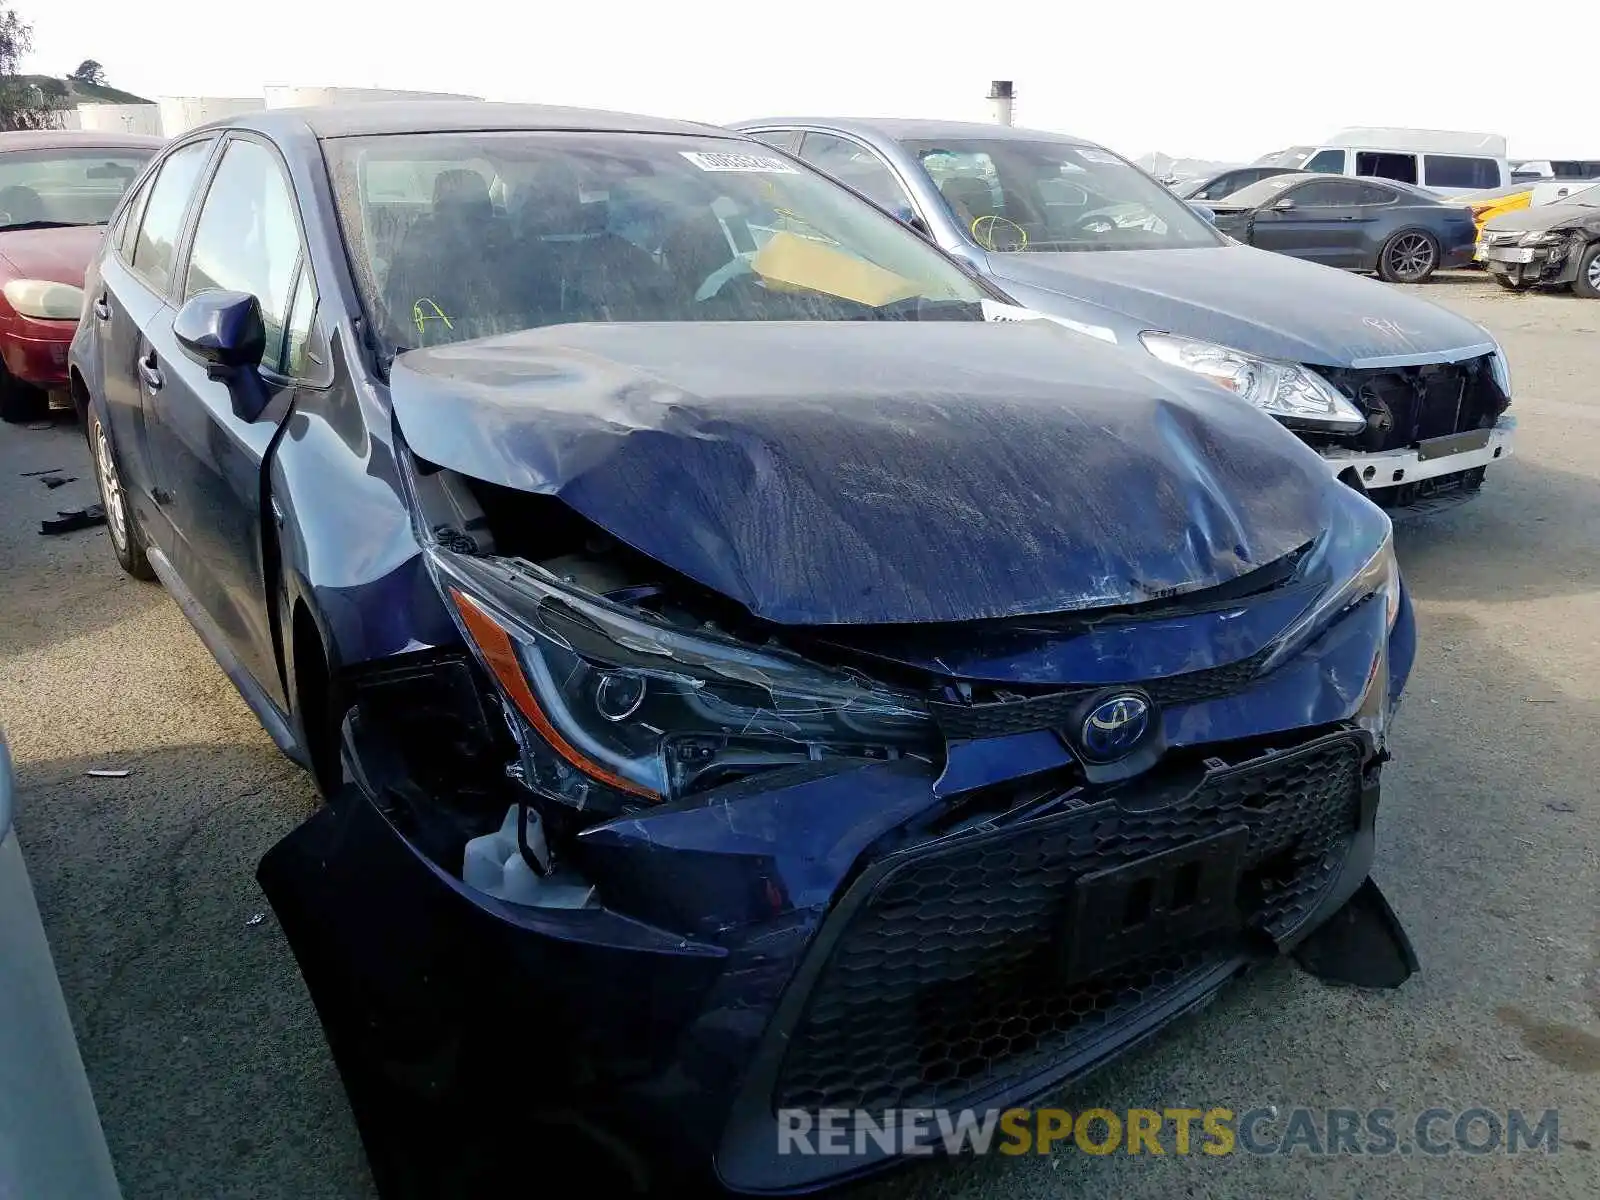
[0,130,164,423]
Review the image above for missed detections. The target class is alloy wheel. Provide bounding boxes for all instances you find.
[1387,233,1436,282]
[94,417,128,554]
[1588,253,1600,293]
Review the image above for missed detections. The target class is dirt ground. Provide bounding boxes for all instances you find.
[1,271,1595,1199]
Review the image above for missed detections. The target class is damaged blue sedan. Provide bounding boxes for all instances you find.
[68,103,1417,1195]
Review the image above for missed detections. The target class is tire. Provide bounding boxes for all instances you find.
[0,363,48,423]
[1572,242,1600,300]
[86,408,155,580]
[1377,229,1440,283]
[1493,273,1531,292]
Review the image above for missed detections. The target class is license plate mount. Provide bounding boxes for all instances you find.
[1486,246,1535,263]
[1417,427,1492,462]
[1062,826,1249,984]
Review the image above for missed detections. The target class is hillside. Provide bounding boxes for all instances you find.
[18,74,151,107]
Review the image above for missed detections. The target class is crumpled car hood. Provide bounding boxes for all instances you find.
[984,245,1494,367]
[390,320,1336,626]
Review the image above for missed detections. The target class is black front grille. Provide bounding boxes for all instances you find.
[773,733,1365,1114]
[1322,356,1507,453]
[928,648,1271,741]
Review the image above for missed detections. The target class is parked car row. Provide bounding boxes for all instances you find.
[8,102,1507,1194]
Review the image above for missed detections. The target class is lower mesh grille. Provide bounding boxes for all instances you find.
[773,733,1365,1114]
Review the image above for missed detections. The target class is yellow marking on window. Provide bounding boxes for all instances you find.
[412,298,454,337]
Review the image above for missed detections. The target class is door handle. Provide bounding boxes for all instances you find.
[93,295,111,321]
[138,352,163,392]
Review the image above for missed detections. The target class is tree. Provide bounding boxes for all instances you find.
[69,58,104,86]
[0,8,58,131]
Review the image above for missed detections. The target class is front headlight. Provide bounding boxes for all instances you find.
[2,279,84,320]
[1140,331,1367,433]
[1260,518,1400,674]
[429,549,936,814]
[1488,343,1513,400]
[1520,230,1566,246]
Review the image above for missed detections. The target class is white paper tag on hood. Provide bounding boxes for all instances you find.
[981,299,1118,344]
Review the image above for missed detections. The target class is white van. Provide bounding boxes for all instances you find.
[1295,128,1511,196]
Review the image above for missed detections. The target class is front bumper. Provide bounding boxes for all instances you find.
[0,315,76,388]
[1319,414,1515,497]
[1479,239,1580,286]
[259,585,1415,1195]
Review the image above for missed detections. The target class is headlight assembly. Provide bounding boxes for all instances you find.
[3,279,84,320]
[1260,516,1400,675]
[1140,331,1367,433]
[429,549,936,815]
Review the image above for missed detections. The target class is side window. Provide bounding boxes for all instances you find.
[1288,180,1360,206]
[1356,183,1398,205]
[799,132,913,213]
[749,129,801,152]
[183,138,305,372]
[1302,149,1346,174]
[129,140,214,293]
[1354,151,1418,184]
[1423,155,1499,190]
[281,264,319,379]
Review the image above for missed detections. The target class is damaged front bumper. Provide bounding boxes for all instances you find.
[258,586,1418,1195]
[1322,414,1515,504]
[1480,236,1583,286]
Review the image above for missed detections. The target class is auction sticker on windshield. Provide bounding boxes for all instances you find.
[681,151,799,173]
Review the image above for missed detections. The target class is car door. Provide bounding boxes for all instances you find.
[89,138,218,546]
[139,134,315,711]
[1248,178,1369,266]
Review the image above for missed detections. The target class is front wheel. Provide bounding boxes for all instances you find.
[87,409,155,580]
[1572,242,1600,299]
[1378,230,1440,283]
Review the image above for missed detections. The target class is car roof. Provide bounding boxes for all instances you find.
[192,100,736,142]
[0,129,166,152]
[737,116,1099,148]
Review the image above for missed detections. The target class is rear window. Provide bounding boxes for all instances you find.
[1423,155,1499,190]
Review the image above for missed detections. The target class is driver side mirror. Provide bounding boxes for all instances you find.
[1270,198,1296,212]
[173,290,271,421]
[1187,201,1217,224]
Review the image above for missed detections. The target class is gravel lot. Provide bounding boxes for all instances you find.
[2,272,1597,1199]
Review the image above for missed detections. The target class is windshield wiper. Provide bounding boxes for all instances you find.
[0,220,93,232]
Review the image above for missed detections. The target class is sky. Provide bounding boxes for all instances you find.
[16,0,1593,163]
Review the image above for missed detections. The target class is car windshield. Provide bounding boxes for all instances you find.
[0,148,152,230]
[322,131,990,351]
[1217,175,1305,208]
[900,137,1223,254]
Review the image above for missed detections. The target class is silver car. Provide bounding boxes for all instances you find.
[0,729,122,1199]
[733,117,1517,514]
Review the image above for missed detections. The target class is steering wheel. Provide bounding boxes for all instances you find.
[970,214,1028,252]
[693,254,755,302]
[1072,211,1120,235]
